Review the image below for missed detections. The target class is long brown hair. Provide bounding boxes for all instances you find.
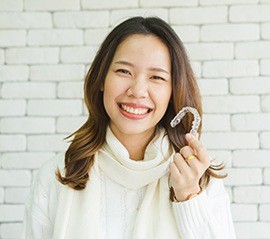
[56,16,226,190]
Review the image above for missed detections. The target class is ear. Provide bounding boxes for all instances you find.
[100,85,104,92]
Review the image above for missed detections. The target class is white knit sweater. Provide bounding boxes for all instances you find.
[21,154,236,239]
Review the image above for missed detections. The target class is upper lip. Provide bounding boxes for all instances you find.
[119,102,153,109]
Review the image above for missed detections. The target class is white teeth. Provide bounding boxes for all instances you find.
[121,104,149,115]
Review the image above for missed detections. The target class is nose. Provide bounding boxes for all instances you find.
[126,77,149,98]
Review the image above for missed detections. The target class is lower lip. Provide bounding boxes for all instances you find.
[119,106,150,120]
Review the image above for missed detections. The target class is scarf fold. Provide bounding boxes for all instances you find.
[53,127,180,239]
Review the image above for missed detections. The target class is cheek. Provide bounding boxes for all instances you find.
[152,86,172,105]
[103,78,128,105]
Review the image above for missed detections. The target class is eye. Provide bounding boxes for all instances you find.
[116,69,131,75]
[151,75,165,81]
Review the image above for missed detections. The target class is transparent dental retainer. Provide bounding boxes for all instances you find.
[170,106,201,136]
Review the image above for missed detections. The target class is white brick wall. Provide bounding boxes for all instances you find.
[262,23,270,39]
[170,7,227,25]
[0,0,23,11]
[0,12,52,29]
[0,0,269,238]
[53,11,110,28]
[6,47,59,64]
[231,204,258,221]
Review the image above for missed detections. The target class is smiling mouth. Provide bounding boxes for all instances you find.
[119,104,152,115]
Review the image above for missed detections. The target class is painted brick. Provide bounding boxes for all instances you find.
[57,82,83,98]
[230,77,270,94]
[0,100,26,116]
[264,168,270,185]
[0,205,24,223]
[2,82,56,99]
[191,61,201,77]
[208,150,232,167]
[262,96,270,112]
[0,135,26,152]
[200,0,258,4]
[83,102,89,115]
[0,65,29,82]
[198,79,228,95]
[259,204,270,221]
[262,23,270,39]
[202,96,260,113]
[232,113,270,131]
[185,43,233,60]
[25,0,80,10]
[170,7,227,25]
[1,117,55,134]
[234,186,270,203]
[0,30,26,47]
[0,170,31,186]
[203,60,259,78]
[231,204,258,221]
[235,42,270,59]
[60,47,97,63]
[82,0,138,9]
[0,0,23,11]
[232,150,270,168]
[224,168,262,185]
[0,188,4,203]
[1,152,55,169]
[230,5,270,22]
[27,100,82,116]
[0,49,4,64]
[201,132,259,150]
[140,0,197,7]
[27,134,69,152]
[6,47,59,64]
[261,132,270,149]
[85,29,109,45]
[110,9,168,26]
[202,114,230,131]
[225,186,233,202]
[201,24,259,41]
[28,30,83,46]
[261,60,270,75]
[172,26,200,43]
[5,187,30,204]
[53,11,109,28]
[30,65,85,81]
[234,222,270,238]
[0,12,52,29]
[0,223,22,239]
[56,116,87,133]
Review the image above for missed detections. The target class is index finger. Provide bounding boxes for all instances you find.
[185,133,209,164]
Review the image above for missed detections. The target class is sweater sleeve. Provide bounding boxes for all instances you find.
[21,176,53,239]
[20,157,57,239]
[172,178,236,239]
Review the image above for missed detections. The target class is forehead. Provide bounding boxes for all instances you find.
[112,34,171,70]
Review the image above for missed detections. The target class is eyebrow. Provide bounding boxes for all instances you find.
[114,60,170,75]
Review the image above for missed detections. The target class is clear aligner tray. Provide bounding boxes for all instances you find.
[170,106,201,136]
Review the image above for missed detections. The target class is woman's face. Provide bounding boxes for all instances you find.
[103,34,172,140]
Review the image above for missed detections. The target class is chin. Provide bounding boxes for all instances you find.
[110,123,155,137]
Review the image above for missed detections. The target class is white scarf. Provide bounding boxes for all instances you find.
[53,127,180,239]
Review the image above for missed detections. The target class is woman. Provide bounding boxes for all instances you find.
[22,17,236,239]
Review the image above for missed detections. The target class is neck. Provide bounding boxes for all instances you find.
[109,127,156,161]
